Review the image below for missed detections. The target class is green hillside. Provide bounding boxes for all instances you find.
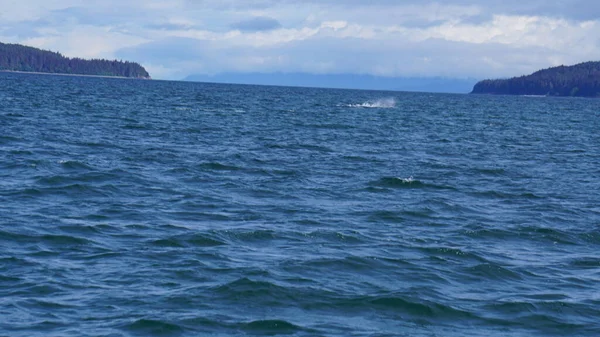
[0,42,150,79]
[472,62,600,97]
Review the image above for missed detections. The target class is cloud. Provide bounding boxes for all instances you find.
[254,0,600,21]
[1,0,600,80]
[116,28,590,80]
[230,16,282,32]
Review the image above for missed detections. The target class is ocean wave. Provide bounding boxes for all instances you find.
[150,233,227,248]
[304,230,365,244]
[463,263,524,281]
[213,278,290,299]
[242,319,304,334]
[199,162,242,171]
[367,295,475,319]
[366,176,459,192]
[368,176,421,188]
[124,319,185,335]
[39,234,96,247]
[58,160,94,171]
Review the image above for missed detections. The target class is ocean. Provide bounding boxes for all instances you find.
[1,72,599,336]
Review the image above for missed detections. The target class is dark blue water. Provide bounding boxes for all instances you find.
[1,72,600,336]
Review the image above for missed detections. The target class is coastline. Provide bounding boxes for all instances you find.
[0,69,151,80]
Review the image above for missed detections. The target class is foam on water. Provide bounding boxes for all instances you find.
[349,97,397,108]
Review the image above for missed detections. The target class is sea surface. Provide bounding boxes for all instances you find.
[1,72,600,337]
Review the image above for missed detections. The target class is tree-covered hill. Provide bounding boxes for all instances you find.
[0,42,150,79]
[471,61,600,97]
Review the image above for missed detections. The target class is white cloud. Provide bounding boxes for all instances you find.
[1,0,599,80]
[21,25,149,59]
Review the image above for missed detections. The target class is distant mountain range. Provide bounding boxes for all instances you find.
[0,42,150,79]
[184,73,477,93]
[472,61,600,97]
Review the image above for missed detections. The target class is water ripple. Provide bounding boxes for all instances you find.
[2,73,600,336]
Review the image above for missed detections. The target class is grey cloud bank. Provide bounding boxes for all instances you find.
[231,17,282,32]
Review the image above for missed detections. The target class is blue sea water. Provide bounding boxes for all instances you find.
[1,72,600,337]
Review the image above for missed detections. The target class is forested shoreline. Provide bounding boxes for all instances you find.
[0,42,150,79]
[471,61,600,97]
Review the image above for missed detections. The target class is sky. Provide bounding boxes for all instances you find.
[0,0,599,81]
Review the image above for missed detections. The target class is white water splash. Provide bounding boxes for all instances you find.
[349,97,396,108]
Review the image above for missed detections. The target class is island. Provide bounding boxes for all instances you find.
[0,42,150,79]
[471,61,600,97]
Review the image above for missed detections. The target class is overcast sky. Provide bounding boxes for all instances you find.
[1,0,599,80]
